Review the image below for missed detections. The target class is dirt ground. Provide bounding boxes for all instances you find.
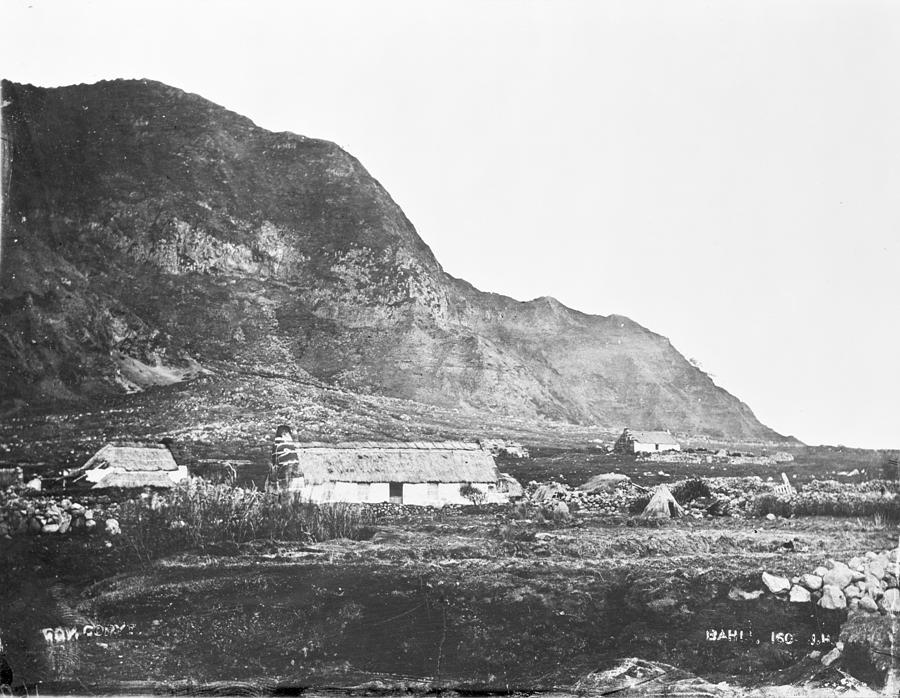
[0,508,892,694]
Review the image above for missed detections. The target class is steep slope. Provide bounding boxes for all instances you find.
[0,79,783,441]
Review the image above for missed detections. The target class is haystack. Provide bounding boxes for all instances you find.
[579,472,631,493]
[531,481,568,503]
[641,484,685,518]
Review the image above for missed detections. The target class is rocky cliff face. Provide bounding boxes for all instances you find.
[0,79,784,441]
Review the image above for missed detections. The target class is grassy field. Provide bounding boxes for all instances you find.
[502,446,894,488]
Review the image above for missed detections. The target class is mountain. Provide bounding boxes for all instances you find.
[0,79,786,442]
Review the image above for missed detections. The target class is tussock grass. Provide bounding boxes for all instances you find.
[751,492,900,520]
[117,478,375,561]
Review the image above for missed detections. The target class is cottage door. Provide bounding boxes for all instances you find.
[389,482,403,504]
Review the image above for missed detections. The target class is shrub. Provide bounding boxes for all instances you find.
[671,478,711,504]
[459,483,486,506]
[495,523,536,542]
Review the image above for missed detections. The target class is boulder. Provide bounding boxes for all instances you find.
[800,574,823,591]
[818,585,847,610]
[41,523,59,534]
[814,566,829,577]
[859,596,879,612]
[762,572,791,594]
[789,585,812,603]
[58,511,72,534]
[821,647,841,667]
[844,585,862,600]
[866,558,886,580]
[864,575,884,599]
[822,563,854,589]
[880,588,900,613]
[104,518,121,536]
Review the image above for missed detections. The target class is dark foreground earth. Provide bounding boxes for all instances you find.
[0,508,892,696]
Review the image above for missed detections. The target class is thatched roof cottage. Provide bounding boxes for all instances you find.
[614,429,681,454]
[272,439,514,506]
[74,443,188,489]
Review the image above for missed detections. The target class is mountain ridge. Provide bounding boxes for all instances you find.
[0,78,790,442]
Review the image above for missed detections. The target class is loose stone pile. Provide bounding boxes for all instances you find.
[528,479,644,515]
[526,476,786,518]
[641,451,795,466]
[760,549,900,615]
[0,488,120,537]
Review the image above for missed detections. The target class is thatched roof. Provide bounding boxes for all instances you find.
[284,442,498,484]
[293,441,482,451]
[79,443,178,473]
[92,471,178,489]
[622,430,679,446]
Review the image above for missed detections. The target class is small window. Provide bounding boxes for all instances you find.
[389,482,403,504]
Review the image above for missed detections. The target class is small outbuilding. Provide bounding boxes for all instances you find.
[73,443,187,489]
[614,429,681,455]
[272,439,511,506]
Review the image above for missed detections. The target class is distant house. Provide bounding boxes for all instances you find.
[73,443,188,489]
[272,439,512,506]
[614,429,681,454]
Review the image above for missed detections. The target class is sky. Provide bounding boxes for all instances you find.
[2,0,898,448]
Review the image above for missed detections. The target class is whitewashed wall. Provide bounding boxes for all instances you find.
[85,469,106,483]
[632,442,681,453]
[287,479,505,506]
[170,466,189,483]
